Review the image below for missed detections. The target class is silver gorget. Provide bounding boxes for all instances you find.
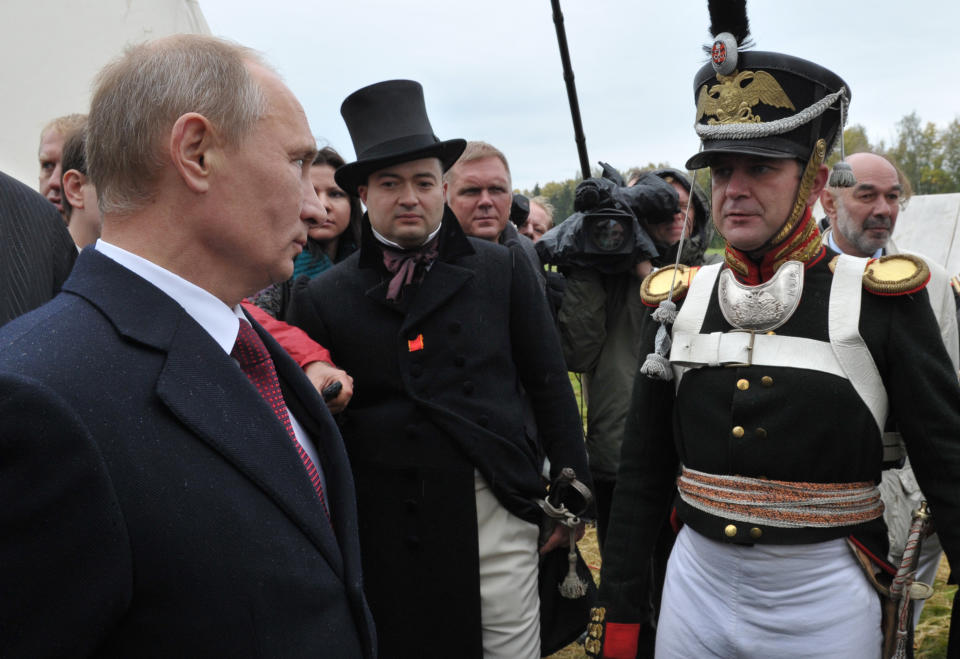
[718,260,804,331]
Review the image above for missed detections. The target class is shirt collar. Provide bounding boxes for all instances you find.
[370,223,442,250]
[825,227,883,259]
[95,239,245,354]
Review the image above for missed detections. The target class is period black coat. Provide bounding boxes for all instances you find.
[287,210,591,658]
[595,247,960,655]
[0,249,376,658]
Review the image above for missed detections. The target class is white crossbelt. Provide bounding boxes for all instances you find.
[828,255,888,432]
[668,257,887,433]
[671,331,846,379]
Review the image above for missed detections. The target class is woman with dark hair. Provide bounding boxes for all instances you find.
[293,146,363,278]
[251,145,362,317]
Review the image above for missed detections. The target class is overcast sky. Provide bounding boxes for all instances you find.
[199,0,960,192]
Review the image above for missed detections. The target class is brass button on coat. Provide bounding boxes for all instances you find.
[761,376,773,387]
[724,524,738,537]
[750,527,763,539]
[755,427,767,439]
[737,378,749,391]
[732,426,745,438]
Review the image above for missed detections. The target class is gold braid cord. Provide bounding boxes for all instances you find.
[769,209,822,273]
[771,138,827,246]
[584,607,606,657]
[724,248,751,279]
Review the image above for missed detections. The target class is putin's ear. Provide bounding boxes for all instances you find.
[169,113,215,193]
[62,169,87,209]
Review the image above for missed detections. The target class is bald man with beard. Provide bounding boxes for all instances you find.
[820,151,958,630]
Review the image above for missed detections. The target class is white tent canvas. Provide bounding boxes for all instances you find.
[889,193,960,276]
[0,0,210,189]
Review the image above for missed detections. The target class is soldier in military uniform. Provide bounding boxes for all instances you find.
[585,5,960,658]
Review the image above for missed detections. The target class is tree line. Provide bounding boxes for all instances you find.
[522,112,960,224]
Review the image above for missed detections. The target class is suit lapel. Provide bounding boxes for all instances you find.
[158,317,345,576]
[260,319,365,561]
[66,251,344,576]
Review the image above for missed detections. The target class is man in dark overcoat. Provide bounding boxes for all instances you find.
[287,80,592,659]
[0,169,76,326]
[0,35,375,658]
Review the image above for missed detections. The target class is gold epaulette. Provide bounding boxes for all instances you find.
[828,254,931,296]
[640,264,699,306]
[950,274,960,296]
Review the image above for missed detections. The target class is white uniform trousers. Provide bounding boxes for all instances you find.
[475,472,541,659]
[656,526,882,658]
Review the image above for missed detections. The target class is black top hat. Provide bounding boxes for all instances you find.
[685,1,849,170]
[335,80,466,195]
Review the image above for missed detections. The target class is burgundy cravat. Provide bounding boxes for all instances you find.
[232,321,330,519]
[381,236,440,301]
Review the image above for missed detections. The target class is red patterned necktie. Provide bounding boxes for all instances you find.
[232,320,330,520]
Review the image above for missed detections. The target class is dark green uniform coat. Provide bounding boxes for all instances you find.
[598,248,960,648]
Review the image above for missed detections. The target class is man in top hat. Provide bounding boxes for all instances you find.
[584,3,960,658]
[287,80,592,659]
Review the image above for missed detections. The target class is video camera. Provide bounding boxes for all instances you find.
[536,162,680,274]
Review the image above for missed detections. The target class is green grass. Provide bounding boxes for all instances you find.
[915,556,956,658]
[569,372,587,434]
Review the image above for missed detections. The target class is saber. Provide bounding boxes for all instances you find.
[537,467,594,598]
[890,501,935,658]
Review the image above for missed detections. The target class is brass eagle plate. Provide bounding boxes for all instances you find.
[697,70,796,125]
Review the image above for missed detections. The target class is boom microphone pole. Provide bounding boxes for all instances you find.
[550,0,591,180]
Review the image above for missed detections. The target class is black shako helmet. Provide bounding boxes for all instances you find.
[686,0,854,257]
[335,79,466,196]
[685,51,850,171]
[685,1,850,173]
